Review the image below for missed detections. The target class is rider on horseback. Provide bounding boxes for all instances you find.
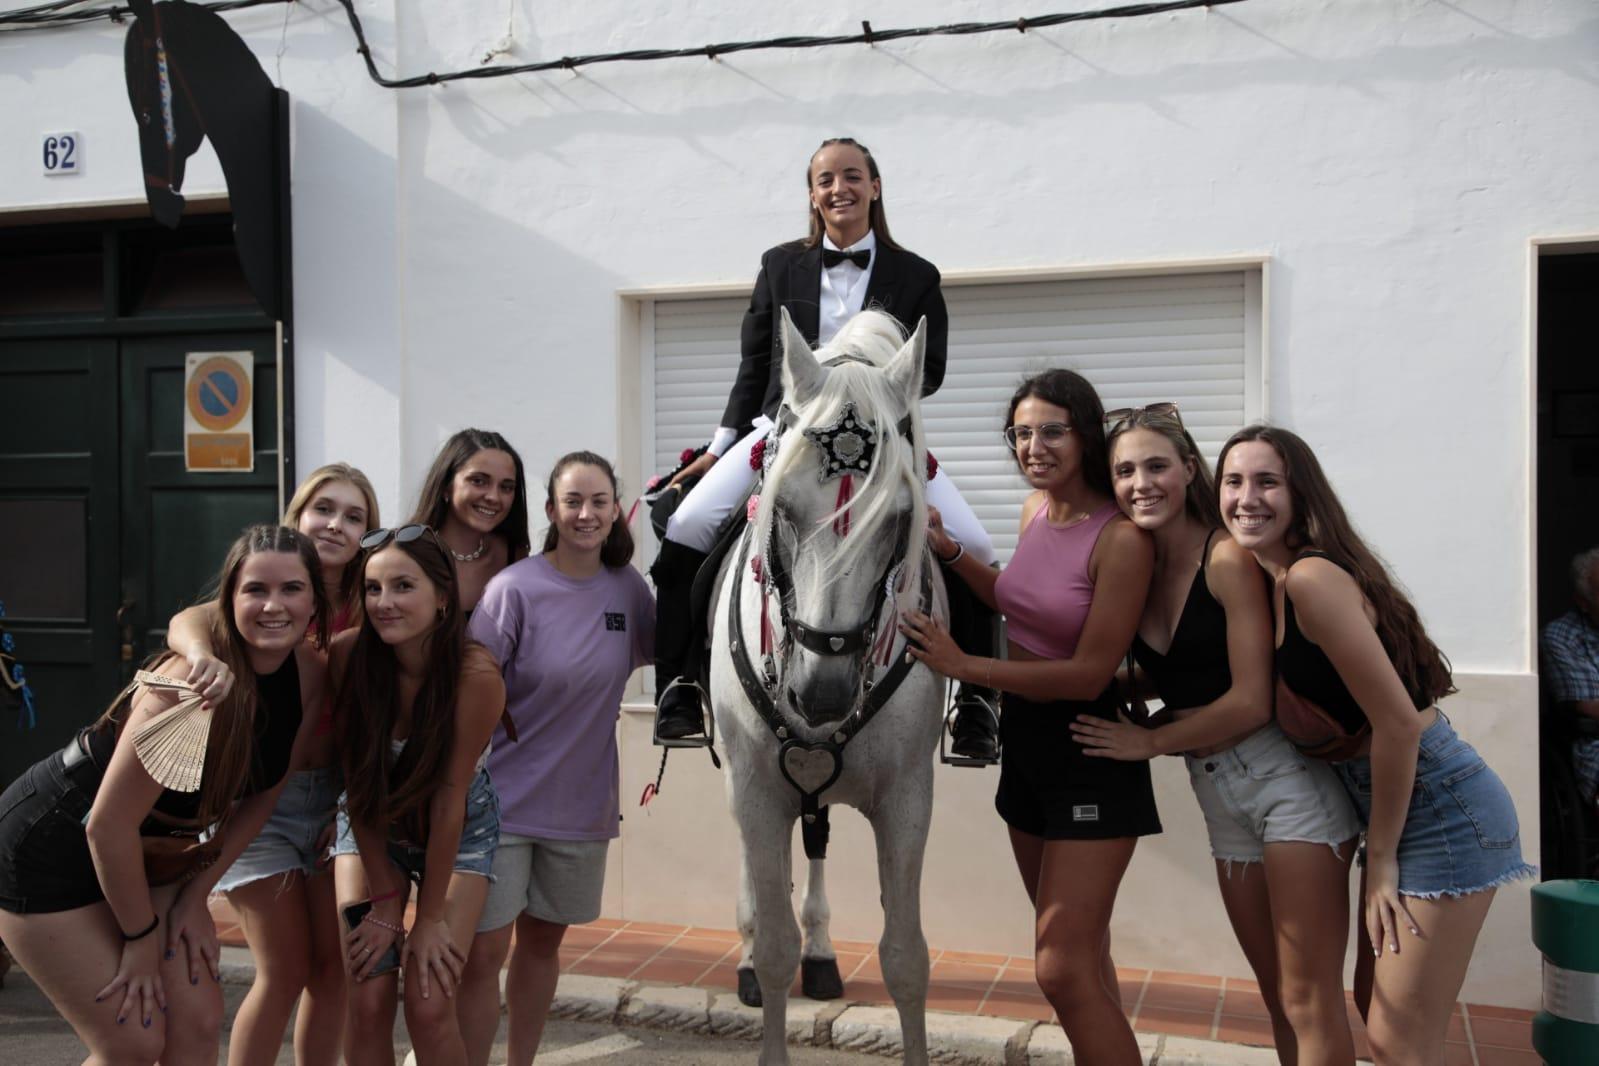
[650,138,1002,763]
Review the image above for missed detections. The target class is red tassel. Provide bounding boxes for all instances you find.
[833,475,854,538]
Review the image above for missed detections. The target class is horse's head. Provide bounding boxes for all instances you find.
[753,308,929,727]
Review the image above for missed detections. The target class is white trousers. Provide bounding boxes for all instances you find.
[664,418,996,566]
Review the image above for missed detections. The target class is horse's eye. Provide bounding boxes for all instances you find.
[141,111,151,125]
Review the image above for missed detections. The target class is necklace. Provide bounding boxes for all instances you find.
[450,537,487,563]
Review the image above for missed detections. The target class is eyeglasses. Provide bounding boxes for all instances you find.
[358,524,438,551]
[1003,423,1072,451]
[1104,402,1183,432]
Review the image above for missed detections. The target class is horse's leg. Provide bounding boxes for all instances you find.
[868,782,934,1066]
[736,850,762,1007]
[799,855,844,999]
[737,798,800,1066]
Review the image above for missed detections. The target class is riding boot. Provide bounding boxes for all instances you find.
[944,565,1001,765]
[651,540,712,742]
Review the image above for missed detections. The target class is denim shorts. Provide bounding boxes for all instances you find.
[215,767,341,893]
[332,768,500,882]
[1334,714,1536,899]
[0,750,100,913]
[477,833,609,931]
[1186,724,1361,868]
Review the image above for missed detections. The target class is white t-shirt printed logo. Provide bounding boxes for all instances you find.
[604,612,626,632]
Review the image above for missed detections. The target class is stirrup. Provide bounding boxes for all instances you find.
[653,678,715,749]
[940,691,1000,768]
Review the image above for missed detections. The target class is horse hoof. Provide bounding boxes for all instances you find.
[801,957,844,1000]
[737,966,762,1007]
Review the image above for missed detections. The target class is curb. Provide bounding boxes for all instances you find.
[217,948,1279,1065]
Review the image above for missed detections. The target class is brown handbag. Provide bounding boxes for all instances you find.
[138,811,222,887]
[1274,676,1370,762]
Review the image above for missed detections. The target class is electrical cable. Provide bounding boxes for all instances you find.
[1,0,1249,81]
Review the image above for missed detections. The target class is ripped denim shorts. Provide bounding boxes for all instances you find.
[332,767,500,882]
[1334,713,1535,899]
[1187,723,1361,869]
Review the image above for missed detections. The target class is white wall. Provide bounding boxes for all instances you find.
[5,0,1597,1008]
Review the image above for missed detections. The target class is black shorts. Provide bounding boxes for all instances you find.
[994,691,1162,840]
[0,750,104,914]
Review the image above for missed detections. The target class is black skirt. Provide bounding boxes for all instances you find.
[994,690,1162,840]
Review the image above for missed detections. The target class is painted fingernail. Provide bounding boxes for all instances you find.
[191,976,199,985]
[143,1017,151,1028]
[165,949,175,960]
[118,1016,125,1025]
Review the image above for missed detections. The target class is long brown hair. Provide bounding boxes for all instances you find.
[541,451,634,568]
[801,138,903,252]
[1217,424,1455,706]
[282,462,381,616]
[410,429,532,559]
[337,531,468,841]
[1005,369,1114,498]
[1107,410,1223,529]
[98,525,326,828]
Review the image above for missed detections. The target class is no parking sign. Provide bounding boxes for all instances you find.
[184,352,254,472]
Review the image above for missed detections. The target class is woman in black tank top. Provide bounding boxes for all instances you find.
[0,525,327,1063]
[1074,409,1360,1065]
[1218,425,1531,1066]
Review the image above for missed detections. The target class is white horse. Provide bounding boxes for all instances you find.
[709,308,946,1066]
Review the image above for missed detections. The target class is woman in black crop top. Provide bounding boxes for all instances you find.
[1073,408,1361,1065]
[0,525,328,1062]
[1218,425,1532,1066]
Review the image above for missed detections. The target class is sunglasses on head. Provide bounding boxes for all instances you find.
[1104,401,1183,432]
[358,524,438,551]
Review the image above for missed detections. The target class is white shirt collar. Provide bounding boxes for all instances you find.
[821,229,878,256]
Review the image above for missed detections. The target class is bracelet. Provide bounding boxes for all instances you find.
[938,541,965,566]
[361,913,405,936]
[368,887,401,905]
[984,658,994,690]
[122,914,160,942]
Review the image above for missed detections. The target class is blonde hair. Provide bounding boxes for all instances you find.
[282,463,380,610]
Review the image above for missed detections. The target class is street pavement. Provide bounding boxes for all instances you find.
[0,968,889,1065]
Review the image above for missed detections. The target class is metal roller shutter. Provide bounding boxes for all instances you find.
[649,270,1260,562]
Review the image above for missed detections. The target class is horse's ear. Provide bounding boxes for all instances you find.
[885,316,927,400]
[780,306,826,407]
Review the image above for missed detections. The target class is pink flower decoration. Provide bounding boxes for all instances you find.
[680,448,697,465]
[749,437,768,471]
[746,494,761,522]
[925,452,939,481]
[645,474,662,491]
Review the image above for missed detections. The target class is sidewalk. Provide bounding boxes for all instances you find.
[211,901,1538,1064]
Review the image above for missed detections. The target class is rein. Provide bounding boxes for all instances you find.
[728,509,934,844]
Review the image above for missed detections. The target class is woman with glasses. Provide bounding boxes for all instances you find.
[455,451,654,1066]
[409,429,533,616]
[0,525,328,1066]
[160,464,380,1066]
[652,137,1001,763]
[1217,426,1530,1065]
[900,369,1157,1066]
[1071,407,1360,1065]
[330,524,506,1066]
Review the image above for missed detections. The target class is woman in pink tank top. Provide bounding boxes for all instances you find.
[901,369,1156,1066]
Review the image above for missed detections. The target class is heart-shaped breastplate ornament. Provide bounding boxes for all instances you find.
[777,740,843,800]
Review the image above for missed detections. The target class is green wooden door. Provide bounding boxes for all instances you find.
[0,333,278,783]
[120,334,280,665]
[0,339,123,776]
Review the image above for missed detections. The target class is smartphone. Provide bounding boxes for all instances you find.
[342,899,402,977]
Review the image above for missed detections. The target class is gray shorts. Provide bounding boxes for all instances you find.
[477,833,609,931]
[1186,724,1360,868]
[215,768,340,893]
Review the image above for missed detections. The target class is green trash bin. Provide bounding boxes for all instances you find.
[1532,880,1599,1063]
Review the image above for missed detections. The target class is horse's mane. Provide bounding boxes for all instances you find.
[755,310,928,611]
